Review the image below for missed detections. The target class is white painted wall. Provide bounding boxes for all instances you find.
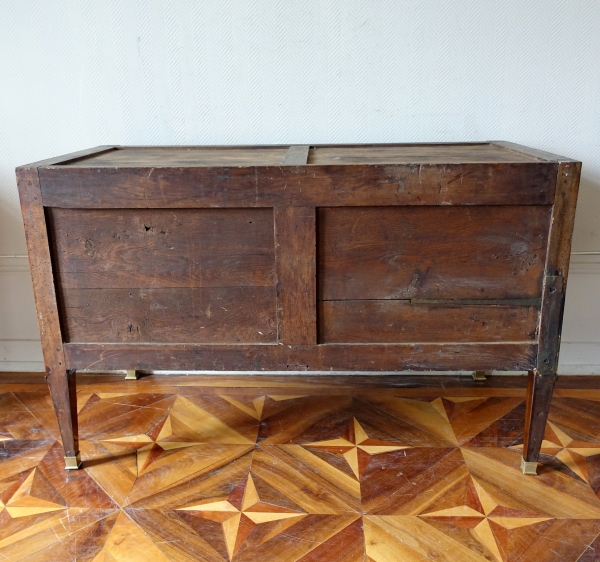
[0,0,599,372]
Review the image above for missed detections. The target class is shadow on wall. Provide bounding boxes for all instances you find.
[572,173,600,252]
[0,187,27,256]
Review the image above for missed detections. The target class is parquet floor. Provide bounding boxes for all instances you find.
[3,374,600,561]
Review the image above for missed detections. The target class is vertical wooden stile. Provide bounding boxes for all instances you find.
[274,206,317,345]
[16,166,79,460]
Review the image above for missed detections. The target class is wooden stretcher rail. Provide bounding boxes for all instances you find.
[63,342,538,372]
[38,162,557,208]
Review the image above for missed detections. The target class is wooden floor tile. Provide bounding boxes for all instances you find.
[3,374,600,560]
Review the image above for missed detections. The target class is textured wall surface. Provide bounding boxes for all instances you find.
[0,0,599,370]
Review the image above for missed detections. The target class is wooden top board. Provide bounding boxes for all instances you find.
[57,142,548,168]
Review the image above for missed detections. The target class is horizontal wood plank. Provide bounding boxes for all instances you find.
[63,146,289,167]
[319,300,539,344]
[38,162,557,208]
[319,205,552,300]
[59,287,276,344]
[48,208,275,289]
[308,143,543,164]
[63,342,537,372]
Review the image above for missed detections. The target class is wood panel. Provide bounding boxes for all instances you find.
[319,301,539,344]
[63,146,290,167]
[308,143,543,164]
[319,205,552,301]
[274,207,317,344]
[48,208,275,289]
[60,287,276,344]
[63,342,537,372]
[38,162,557,208]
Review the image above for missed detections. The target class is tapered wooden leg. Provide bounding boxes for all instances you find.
[522,369,557,475]
[47,368,81,469]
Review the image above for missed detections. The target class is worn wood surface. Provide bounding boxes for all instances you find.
[38,162,557,208]
[274,207,317,345]
[307,143,543,164]
[318,205,552,300]
[282,145,310,165]
[63,342,537,372]
[48,208,275,289]
[60,287,276,344]
[4,375,600,561]
[545,161,581,279]
[523,370,558,463]
[64,146,290,167]
[319,301,539,343]
[15,166,79,457]
[18,142,582,479]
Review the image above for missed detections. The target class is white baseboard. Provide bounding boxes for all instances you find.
[1,256,600,374]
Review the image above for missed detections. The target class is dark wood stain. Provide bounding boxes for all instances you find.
[48,207,275,289]
[319,300,539,344]
[16,142,580,472]
[63,342,537,372]
[60,287,276,344]
[318,205,552,300]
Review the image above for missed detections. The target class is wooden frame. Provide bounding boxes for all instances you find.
[16,142,581,473]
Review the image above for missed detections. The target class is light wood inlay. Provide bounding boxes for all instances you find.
[2,373,600,561]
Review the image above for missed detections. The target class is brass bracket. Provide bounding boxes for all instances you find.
[472,370,490,381]
[520,457,538,475]
[64,452,82,470]
[125,369,139,380]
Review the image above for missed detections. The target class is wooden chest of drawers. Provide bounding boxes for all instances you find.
[16,142,580,474]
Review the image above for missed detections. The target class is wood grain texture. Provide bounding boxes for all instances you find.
[60,287,276,344]
[63,146,289,167]
[319,300,539,344]
[38,162,557,208]
[523,370,558,463]
[308,143,543,164]
[63,342,537,372]
[282,145,310,165]
[274,207,316,344]
[490,141,578,163]
[15,166,79,457]
[3,376,600,561]
[48,208,275,289]
[545,161,582,278]
[319,205,552,301]
[536,275,565,376]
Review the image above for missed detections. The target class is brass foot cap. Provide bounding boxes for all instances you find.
[521,457,538,475]
[65,452,82,470]
[125,369,138,380]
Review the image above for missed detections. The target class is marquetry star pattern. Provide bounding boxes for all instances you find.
[419,473,552,562]
[305,418,409,479]
[511,421,600,482]
[5,388,600,560]
[176,474,306,561]
[102,412,205,475]
[0,467,67,519]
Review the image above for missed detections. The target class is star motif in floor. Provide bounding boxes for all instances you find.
[176,474,306,560]
[419,471,551,562]
[304,418,409,479]
[102,412,205,475]
[511,421,600,482]
[0,467,67,519]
